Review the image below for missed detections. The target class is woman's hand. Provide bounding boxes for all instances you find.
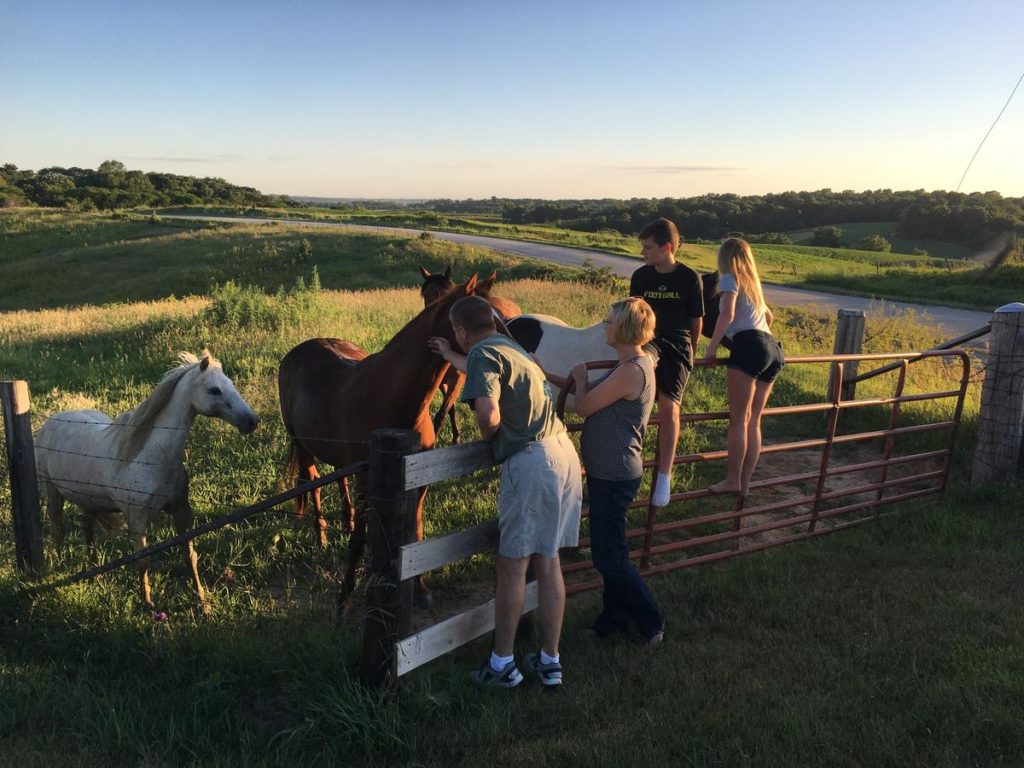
[571,363,588,382]
[703,343,719,362]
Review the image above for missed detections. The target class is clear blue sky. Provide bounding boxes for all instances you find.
[3,0,1022,199]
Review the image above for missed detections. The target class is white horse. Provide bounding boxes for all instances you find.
[35,351,259,611]
[506,314,619,411]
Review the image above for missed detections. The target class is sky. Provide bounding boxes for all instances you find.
[2,0,1023,200]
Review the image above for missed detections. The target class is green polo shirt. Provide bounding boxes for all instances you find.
[460,334,564,461]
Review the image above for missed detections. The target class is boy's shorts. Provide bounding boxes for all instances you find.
[497,432,582,558]
[651,337,692,404]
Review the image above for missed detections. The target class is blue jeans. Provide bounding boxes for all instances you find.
[587,476,664,638]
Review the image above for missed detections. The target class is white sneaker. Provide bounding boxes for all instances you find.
[652,473,672,507]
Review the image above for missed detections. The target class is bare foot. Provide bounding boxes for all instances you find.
[708,481,744,496]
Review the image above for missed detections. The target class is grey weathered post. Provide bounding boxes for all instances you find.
[361,428,421,690]
[828,309,866,401]
[972,303,1024,484]
[1,380,44,574]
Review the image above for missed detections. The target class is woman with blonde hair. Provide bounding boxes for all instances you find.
[704,238,784,497]
[539,296,665,644]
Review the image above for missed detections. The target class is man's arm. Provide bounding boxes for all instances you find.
[427,337,468,372]
[473,396,501,439]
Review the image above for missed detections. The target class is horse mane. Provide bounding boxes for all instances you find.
[109,351,219,461]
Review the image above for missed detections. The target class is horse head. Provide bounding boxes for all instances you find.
[418,265,454,306]
[186,351,260,434]
[426,274,483,349]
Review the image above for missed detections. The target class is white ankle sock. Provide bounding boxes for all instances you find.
[490,651,514,672]
[652,472,672,506]
[540,649,559,665]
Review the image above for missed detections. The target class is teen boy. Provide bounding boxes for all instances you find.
[629,218,704,506]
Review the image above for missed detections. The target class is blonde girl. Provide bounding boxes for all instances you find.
[704,238,784,496]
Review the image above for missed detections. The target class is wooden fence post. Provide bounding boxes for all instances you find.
[972,303,1024,485]
[1,380,44,574]
[360,428,421,690]
[828,309,866,401]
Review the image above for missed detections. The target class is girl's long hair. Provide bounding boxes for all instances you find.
[717,238,767,317]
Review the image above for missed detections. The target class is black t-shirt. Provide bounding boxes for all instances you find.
[630,263,704,346]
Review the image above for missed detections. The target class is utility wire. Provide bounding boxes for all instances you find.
[956,69,1024,192]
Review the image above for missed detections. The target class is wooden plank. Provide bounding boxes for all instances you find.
[398,518,498,580]
[395,581,538,677]
[973,308,1024,484]
[828,309,866,401]
[402,440,497,491]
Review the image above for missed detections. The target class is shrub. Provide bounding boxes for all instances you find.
[203,269,325,332]
[811,226,844,247]
[859,234,892,252]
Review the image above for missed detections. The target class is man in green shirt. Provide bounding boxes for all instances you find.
[428,295,582,689]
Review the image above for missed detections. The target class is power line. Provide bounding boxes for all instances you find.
[956,69,1024,193]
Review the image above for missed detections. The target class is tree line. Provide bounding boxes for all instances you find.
[0,161,292,210]
[416,189,1024,247]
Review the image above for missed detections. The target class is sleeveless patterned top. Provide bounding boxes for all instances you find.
[580,354,656,481]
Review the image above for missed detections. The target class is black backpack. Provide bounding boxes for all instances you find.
[701,271,720,339]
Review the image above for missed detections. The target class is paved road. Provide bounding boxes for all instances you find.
[166,214,993,340]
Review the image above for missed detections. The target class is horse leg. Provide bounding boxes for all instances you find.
[341,474,368,602]
[338,476,355,535]
[171,498,208,613]
[292,440,328,547]
[413,485,433,609]
[82,508,100,567]
[339,480,432,609]
[432,379,449,435]
[44,482,66,545]
[132,529,156,612]
[301,463,328,547]
[434,372,464,444]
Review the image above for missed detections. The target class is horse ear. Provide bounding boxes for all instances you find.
[199,356,210,372]
[465,274,478,293]
[444,266,452,279]
[479,272,496,292]
[418,265,431,280]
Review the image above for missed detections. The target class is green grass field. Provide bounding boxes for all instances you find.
[1,211,1022,767]
[138,207,1024,312]
[784,221,973,260]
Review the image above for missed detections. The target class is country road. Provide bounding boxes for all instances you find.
[165,214,994,341]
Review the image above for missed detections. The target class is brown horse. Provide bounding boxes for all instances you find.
[283,339,367,540]
[417,266,522,443]
[278,275,484,605]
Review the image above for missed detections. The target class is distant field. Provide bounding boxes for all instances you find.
[5,209,1022,312]
[785,221,972,260]
[0,209,572,311]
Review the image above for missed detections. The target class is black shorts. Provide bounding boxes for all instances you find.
[727,330,784,383]
[650,337,692,404]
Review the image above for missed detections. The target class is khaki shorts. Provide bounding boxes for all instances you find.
[497,432,583,558]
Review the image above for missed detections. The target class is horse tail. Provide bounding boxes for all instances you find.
[280,438,309,518]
